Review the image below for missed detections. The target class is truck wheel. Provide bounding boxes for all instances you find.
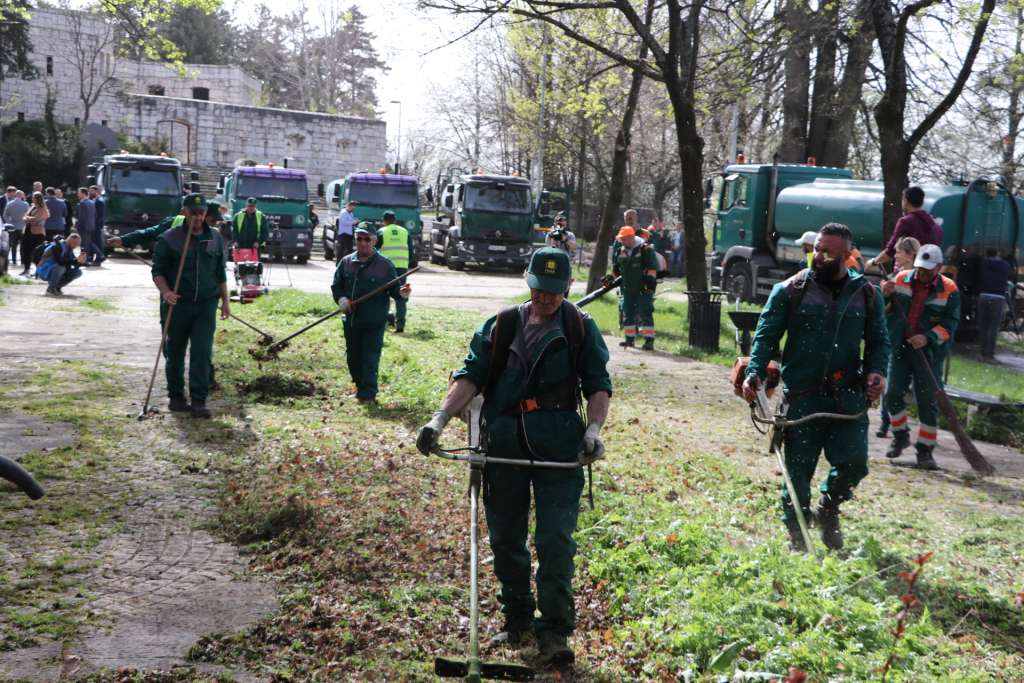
[723,261,753,302]
[445,238,464,271]
[297,255,308,265]
[429,249,442,265]
[324,244,334,261]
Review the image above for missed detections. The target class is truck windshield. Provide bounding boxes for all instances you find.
[349,182,418,207]
[465,183,531,214]
[107,168,180,196]
[236,176,308,201]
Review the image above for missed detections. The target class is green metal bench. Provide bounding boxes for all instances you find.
[944,386,1024,427]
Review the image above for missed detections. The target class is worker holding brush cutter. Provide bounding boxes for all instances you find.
[151,194,229,418]
[331,223,409,404]
[416,247,611,673]
[742,223,890,552]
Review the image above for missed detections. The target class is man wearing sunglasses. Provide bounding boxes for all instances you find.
[331,223,410,404]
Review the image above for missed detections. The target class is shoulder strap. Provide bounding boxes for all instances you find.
[784,269,812,337]
[485,306,520,399]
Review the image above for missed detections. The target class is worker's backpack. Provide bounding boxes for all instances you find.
[485,301,588,400]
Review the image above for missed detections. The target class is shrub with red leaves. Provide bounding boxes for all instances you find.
[879,551,933,681]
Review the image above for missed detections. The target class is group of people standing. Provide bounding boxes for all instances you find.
[2,182,110,281]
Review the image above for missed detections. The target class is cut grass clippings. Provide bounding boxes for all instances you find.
[181,289,1024,681]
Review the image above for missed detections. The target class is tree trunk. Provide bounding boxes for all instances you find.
[586,61,645,293]
[806,4,838,163]
[779,0,811,163]
[1003,7,1024,194]
[668,77,706,290]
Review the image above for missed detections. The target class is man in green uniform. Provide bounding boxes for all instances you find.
[416,247,611,671]
[376,210,416,333]
[881,244,960,470]
[612,225,659,350]
[151,194,230,418]
[232,197,267,250]
[743,223,890,551]
[331,224,409,404]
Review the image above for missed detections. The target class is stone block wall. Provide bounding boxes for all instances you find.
[122,95,387,187]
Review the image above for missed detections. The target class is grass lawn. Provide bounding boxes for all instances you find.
[161,289,1023,681]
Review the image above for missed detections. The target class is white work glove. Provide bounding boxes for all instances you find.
[337,297,352,313]
[579,422,605,465]
[416,410,451,455]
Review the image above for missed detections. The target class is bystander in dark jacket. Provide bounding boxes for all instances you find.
[44,187,67,240]
[976,248,1014,359]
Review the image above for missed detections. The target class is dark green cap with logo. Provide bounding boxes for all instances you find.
[354,221,374,235]
[181,193,207,211]
[526,247,571,293]
[246,197,258,206]
[205,200,222,216]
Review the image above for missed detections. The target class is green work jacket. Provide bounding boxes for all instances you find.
[376,223,415,269]
[452,301,612,462]
[886,269,961,357]
[232,210,267,246]
[151,223,227,303]
[612,240,659,294]
[331,251,399,329]
[747,269,890,398]
[121,215,183,248]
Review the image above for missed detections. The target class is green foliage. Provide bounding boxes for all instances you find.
[151,4,237,65]
[0,103,83,191]
[0,0,36,80]
[98,0,224,65]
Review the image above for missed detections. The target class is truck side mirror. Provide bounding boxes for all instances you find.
[444,195,453,209]
[190,171,200,181]
[86,175,96,185]
[317,182,325,197]
[425,186,434,204]
[191,181,201,193]
[87,164,98,173]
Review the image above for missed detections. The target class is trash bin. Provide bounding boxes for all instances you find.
[687,290,723,352]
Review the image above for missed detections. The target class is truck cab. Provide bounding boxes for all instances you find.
[217,165,313,263]
[320,173,422,261]
[87,154,190,243]
[429,174,535,271]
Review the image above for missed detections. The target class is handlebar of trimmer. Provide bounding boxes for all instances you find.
[0,455,45,500]
[750,387,866,427]
[430,446,583,469]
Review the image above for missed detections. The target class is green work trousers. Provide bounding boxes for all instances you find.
[483,463,584,637]
[780,388,869,524]
[388,267,408,327]
[620,290,655,340]
[162,297,218,403]
[343,321,386,400]
[884,343,945,448]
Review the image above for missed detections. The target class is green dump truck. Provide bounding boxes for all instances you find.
[217,165,314,263]
[87,153,194,242]
[429,173,535,271]
[320,173,422,261]
[710,162,1022,306]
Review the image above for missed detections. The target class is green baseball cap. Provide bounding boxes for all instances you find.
[181,193,207,211]
[246,197,257,205]
[526,247,571,293]
[205,200,222,215]
[354,222,374,235]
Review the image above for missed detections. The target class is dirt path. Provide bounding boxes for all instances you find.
[0,278,275,682]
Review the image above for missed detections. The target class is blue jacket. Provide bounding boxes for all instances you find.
[77,199,96,233]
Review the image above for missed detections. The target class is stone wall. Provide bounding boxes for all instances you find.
[123,95,387,187]
[120,62,260,106]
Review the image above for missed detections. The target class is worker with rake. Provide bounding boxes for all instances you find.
[417,247,611,672]
[331,223,409,404]
[612,224,659,350]
[151,194,230,418]
[743,223,890,551]
[881,243,961,470]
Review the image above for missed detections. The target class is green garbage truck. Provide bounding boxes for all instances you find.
[428,173,535,271]
[710,162,1022,309]
[217,165,314,263]
[86,153,194,243]
[320,172,422,261]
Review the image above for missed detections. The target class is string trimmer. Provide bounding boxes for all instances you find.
[251,266,420,361]
[430,397,583,681]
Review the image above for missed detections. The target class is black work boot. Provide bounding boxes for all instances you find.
[885,430,911,459]
[618,337,635,348]
[642,337,655,351]
[876,414,890,438]
[815,498,843,550]
[168,396,190,412]
[537,632,574,669]
[190,400,211,419]
[489,618,533,649]
[915,443,939,471]
[785,518,807,553]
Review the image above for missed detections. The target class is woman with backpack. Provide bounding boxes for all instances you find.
[20,191,49,277]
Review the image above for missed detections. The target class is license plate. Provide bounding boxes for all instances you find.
[488,244,507,252]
